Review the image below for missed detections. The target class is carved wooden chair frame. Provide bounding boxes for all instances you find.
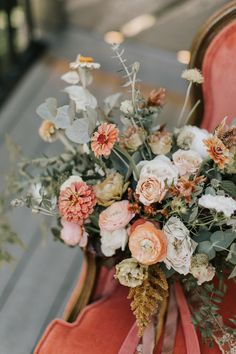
[189,0,236,126]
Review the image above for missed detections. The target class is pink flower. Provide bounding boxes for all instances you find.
[60,220,88,247]
[99,200,134,232]
[58,181,96,224]
[91,122,119,158]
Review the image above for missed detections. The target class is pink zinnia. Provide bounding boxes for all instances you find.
[58,181,96,224]
[91,122,119,158]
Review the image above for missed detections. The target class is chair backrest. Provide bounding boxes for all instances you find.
[190,1,236,132]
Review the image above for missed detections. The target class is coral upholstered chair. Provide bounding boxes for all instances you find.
[190,0,236,131]
[34,3,236,354]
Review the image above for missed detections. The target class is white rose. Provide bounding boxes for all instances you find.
[136,155,178,186]
[163,217,197,275]
[100,228,128,257]
[176,126,210,158]
[198,195,236,218]
[60,175,82,191]
[173,149,202,177]
[120,100,134,115]
[136,175,167,205]
[190,254,215,285]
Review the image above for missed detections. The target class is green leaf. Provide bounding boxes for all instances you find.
[36,97,57,120]
[103,93,122,115]
[221,180,236,197]
[65,118,90,144]
[197,241,216,260]
[228,265,236,279]
[189,207,198,223]
[210,231,236,251]
[193,230,211,243]
[226,243,236,264]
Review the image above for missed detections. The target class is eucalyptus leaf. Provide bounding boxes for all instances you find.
[64,86,97,111]
[36,97,57,120]
[221,180,236,197]
[55,105,72,129]
[189,207,198,223]
[192,230,211,243]
[226,243,236,264]
[103,93,122,115]
[61,71,80,84]
[210,231,236,251]
[197,241,216,260]
[83,106,97,135]
[65,118,90,144]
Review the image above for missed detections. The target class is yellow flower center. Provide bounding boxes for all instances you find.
[79,56,94,63]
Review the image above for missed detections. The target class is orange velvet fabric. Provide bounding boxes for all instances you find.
[201,20,236,132]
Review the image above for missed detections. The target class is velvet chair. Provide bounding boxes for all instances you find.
[34,2,236,353]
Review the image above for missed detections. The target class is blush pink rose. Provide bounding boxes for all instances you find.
[99,200,135,232]
[60,220,88,247]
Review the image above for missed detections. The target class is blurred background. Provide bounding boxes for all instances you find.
[0,1,230,353]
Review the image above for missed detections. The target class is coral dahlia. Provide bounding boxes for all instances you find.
[91,122,119,158]
[58,181,96,224]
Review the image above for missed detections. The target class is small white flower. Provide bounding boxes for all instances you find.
[163,217,197,275]
[70,54,100,70]
[120,100,134,115]
[61,71,80,84]
[60,175,82,191]
[198,195,236,217]
[190,254,215,285]
[181,69,204,84]
[172,149,202,177]
[100,228,128,257]
[176,125,210,158]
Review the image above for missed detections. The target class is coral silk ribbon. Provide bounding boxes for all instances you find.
[174,282,201,354]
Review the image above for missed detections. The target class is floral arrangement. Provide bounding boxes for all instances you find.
[9,46,236,350]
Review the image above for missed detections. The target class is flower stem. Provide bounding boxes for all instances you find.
[183,99,201,126]
[115,146,140,180]
[177,81,193,128]
[113,148,130,169]
[58,132,76,154]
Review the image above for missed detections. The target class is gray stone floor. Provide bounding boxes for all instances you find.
[0,28,184,354]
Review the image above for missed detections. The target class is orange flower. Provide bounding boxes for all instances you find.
[129,220,167,265]
[171,176,206,203]
[203,135,229,169]
[91,122,119,158]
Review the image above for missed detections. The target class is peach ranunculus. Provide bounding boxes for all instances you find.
[172,149,202,177]
[203,135,230,169]
[60,220,88,247]
[129,220,167,265]
[99,200,135,232]
[136,175,167,206]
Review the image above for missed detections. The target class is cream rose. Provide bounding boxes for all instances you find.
[94,173,129,207]
[163,217,197,275]
[100,227,128,256]
[137,155,178,186]
[121,126,146,152]
[99,200,135,232]
[136,175,167,206]
[172,149,202,177]
[190,254,215,285]
[148,131,172,155]
[115,258,148,287]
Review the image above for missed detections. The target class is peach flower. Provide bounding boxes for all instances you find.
[39,120,57,142]
[203,135,230,169]
[91,122,119,158]
[99,200,135,232]
[148,131,172,155]
[172,149,202,177]
[129,221,167,265]
[136,175,167,206]
[60,220,88,247]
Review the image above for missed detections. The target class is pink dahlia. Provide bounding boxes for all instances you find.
[91,122,119,158]
[58,181,96,224]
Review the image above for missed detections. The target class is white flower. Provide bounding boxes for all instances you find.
[64,86,97,111]
[60,175,82,191]
[61,71,80,84]
[136,155,178,185]
[190,254,215,285]
[181,69,204,84]
[120,100,134,115]
[163,217,197,275]
[100,228,128,257]
[115,258,148,287]
[176,125,210,158]
[198,195,236,217]
[172,149,202,177]
[70,54,100,70]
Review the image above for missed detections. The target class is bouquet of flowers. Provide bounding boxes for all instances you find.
[10,45,236,351]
